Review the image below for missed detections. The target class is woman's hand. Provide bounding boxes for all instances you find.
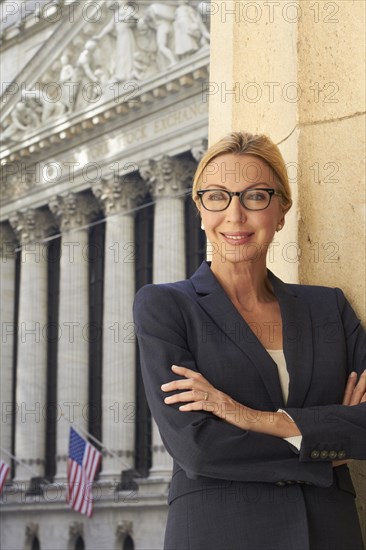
[161,365,231,416]
[332,370,366,468]
[342,370,366,406]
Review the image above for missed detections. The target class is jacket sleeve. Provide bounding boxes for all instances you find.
[133,284,333,486]
[284,288,366,463]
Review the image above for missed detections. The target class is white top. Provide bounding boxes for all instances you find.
[266,348,303,452]
[266,349,289,404]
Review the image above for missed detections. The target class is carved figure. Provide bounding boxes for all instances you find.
[94,1,137,83]
[59,53,78,113]
[174,0,202,58]
[1,102,40,143]
[133,18,158,79]
[76,40,99,84]
[144,3,176,69]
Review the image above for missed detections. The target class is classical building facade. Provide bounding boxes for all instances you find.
[0,1,210,549]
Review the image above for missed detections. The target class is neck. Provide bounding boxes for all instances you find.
[209,258,274,308]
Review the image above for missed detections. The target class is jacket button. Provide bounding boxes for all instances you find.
[310,450,320,459]
[320,450,329,459]
[337,450,346,459]
[276,481,286,486]
[329,450,338,459]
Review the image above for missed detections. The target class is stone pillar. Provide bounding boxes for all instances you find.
[92,175,145,479]
[49,193,99,478]
[0,224,18,466]
[208,0,299,283]
[9,209,55,480]
[208,0,365,538]
[140,155,195,478]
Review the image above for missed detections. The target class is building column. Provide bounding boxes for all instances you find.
[49,192,99,479]
[140,155,195,478]
[92,175,145,480]
[9,209,55,481]
[0,223,18,467]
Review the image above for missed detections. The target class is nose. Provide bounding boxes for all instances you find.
[225,195,247,223]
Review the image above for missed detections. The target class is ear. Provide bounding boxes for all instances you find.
[276,212,285,232]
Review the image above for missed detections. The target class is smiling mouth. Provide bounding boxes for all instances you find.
[221,232,254,243]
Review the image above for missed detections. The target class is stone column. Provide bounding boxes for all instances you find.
[92,175,145,479]
[0,224,18,466]
[9,209,55,480]
[139,155,195,478]
[208,0,299,283]
[208,0,365,537]
[49,192,99,479]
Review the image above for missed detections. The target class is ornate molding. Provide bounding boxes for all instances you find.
[9,208,56,244]
[139,155,196,198]
[191,138,208,162]
[92,175,146,215]
[49,192,99,232]
[0,61,209,167]
[1,1,210,161]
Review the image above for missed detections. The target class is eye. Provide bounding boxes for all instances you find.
[245,190,268,201]
[206,191,227,201]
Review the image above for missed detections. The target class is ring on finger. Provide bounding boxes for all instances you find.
[203,391,209,401]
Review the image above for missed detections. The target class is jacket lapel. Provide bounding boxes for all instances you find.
[190,262,314,409]
[269,271,314,408]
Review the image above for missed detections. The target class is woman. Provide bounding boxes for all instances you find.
[133,132,366,550]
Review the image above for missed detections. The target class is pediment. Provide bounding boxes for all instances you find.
[1,0,210,149]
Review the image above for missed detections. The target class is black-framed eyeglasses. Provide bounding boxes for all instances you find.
[197,188,282,211]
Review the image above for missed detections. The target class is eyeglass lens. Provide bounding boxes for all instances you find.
[201,189,272,211]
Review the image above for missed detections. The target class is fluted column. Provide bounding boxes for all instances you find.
[92,176,145,479]
[140,155,195,478]
[0,224,18,467]
[9,209,55,480]
[49,193,99,479]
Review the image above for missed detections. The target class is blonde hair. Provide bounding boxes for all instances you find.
[192,131,292,213]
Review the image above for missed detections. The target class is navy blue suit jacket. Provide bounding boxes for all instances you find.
[133,261,366,549]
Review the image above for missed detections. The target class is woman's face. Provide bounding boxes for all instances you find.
[198,153,285,266]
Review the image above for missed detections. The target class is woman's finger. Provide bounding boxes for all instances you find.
[164,389,206,404]
[349,370,366,406]
[161,378,196,392]
[342,372,357,405]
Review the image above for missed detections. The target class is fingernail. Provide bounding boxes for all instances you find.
[171,365,179,370]
[349,372,357,377]
[161,383,168,389]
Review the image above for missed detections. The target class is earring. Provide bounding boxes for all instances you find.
[201,222,205,230]
[276,224,282,232]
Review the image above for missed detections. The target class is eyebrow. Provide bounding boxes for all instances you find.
[203,183,272,190]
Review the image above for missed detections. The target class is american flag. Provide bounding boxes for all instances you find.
[66,427,102,517]
[0,459,10,495]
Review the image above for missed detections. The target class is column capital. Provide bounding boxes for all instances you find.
[0,222,18,257]
[191,138,208,162]
[92,175,146,216]
[49,192,99,232]
[139,155,196,198]
[9,208,56,245]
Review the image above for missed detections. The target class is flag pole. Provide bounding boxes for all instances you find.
[0,447,47,481]
[61,414,134,473]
